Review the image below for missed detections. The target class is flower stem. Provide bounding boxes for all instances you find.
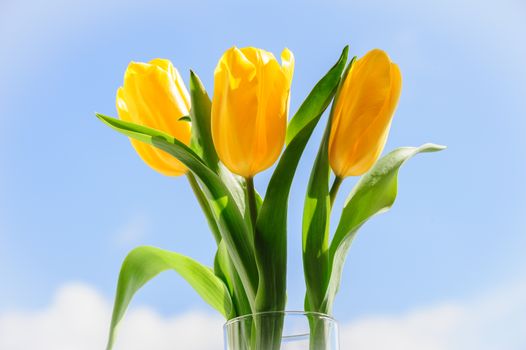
[186,173,221,245]
[329,176,343,208]
[245,176,258,231]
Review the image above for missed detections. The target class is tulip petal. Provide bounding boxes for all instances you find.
[227,47,258,86]
[252,58,289,175]
[212,46,292,177]
[212,49,259,176]
[116,59,192,176]
[149,58,192,112]
[329,49,398,177]
[280,48,295,83]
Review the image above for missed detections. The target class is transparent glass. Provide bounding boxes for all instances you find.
[224,311,339,350]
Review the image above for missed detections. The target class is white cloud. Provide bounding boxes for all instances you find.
[342,280,526,350]
[0,283,109,350]
[0,280,525,350]
[0,283,224,350]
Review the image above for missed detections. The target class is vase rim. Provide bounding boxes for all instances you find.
[224,310,336,327]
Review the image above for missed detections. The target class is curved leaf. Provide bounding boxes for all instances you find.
[320,143,446,313]
[106,246,233,350]
[96,114,258,310]
[254,46,349,313]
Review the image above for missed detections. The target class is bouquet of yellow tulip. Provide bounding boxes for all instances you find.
[97,45,444,350]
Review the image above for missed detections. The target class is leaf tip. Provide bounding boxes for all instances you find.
[420,143,447,152]
[95,113,118,129]
[340,45,349,63]
[189,69,203,86]
[189,70,208,96]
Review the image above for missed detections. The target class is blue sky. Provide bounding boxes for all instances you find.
[1,0,525,348]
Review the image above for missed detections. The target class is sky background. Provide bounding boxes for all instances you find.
[1,0,525,349]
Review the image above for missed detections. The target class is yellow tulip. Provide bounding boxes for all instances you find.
[328,49,402,178]
[211,47,294,178]
[116,59,192,176]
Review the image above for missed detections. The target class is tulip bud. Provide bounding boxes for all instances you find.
[116,59,192,176]
[211,47,294,178]
[328,49,402,178]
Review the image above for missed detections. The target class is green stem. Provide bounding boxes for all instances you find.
[187,174,254,320]
[329,176,343,208]
[245,177,258,231]
[186,173,221,245]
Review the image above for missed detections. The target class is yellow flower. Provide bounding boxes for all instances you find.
[329,49,402,178]
[116,59,192,176]
[211,47,294,178]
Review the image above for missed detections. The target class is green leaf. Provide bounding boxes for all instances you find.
[254,46,349,313]
[106,246,233,350]
[321,143,446,313]
[301,125,331,312]
[214,240,233,294]
[302,56,356,312]
[214,240,252,316]
[178,115,191,122]
[285,46,349,145]
[189,71,219,172]
[96,114,258,311]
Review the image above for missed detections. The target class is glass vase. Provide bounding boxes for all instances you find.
[224,311,339,350]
